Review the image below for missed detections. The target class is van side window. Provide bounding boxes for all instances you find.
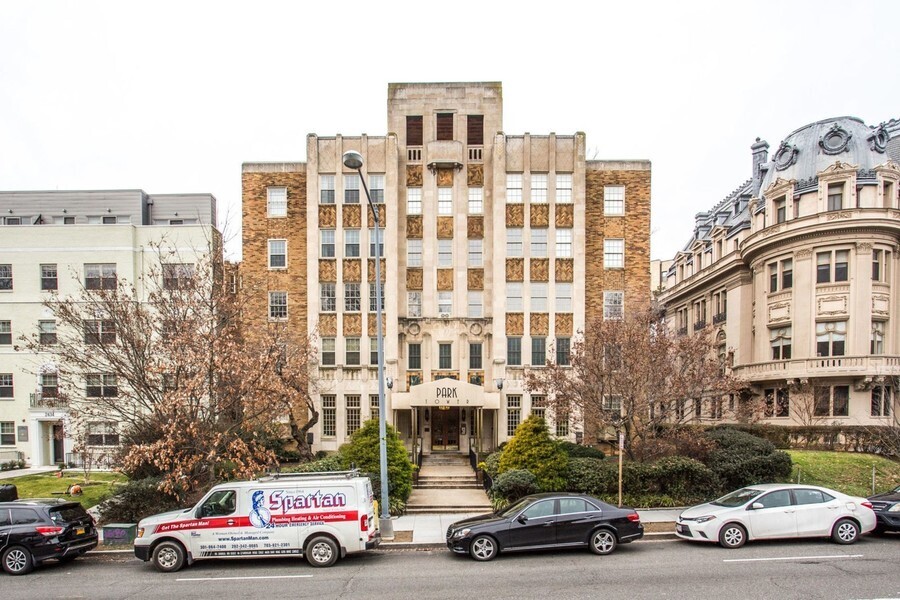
[199,490,237,517]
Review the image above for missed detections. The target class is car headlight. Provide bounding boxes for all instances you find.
[888,504,900,513]
[694,515,716,523]
[452,528,471,539]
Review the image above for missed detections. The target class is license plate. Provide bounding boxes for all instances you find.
[76,528,85,535]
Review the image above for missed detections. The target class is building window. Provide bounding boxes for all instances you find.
[467,115,484,145]
[0,422,14,445]
[470,343,483,370]
[604,291,624,320]
[87,422,119,446]
[531,174,548,203]
[555,412,569,437]
[320,283,336,312]
[370,337,380,363]
[604,239,624,268]
[320,175,335,204]
[369,283,384,313]
[827,183,843,211]
[556,283,573,312]
[0,374,12,399]
[407,239,423,267]
[816,250,848,283]
[602,395,622,413]
[816,321,846,357]
[407,188,422,215]
[506,174,523,203]
[815,385,849,417]
[321,338,335,366]
[507,228,523,257]
[872,386,892,417]
[408,291,422,317]
[468,188,483,214]
[0,265,11,291]
[322,395,337,436]
[407,116,423,146]
[368,228,384,258]
[267,187,287,217]
[507,396,521,436]
[438,291,452,315]
[873,249,890,282]
[467,291,483,318]
[86,373,117,398]
[437,187,453,215]
[556,337,571,366]
[40,373,58,398]
[439,343,452,369]
[507,337,522,366]
[438,240,453,267]
[531,337,546,366]
[530,283,548,312]
[344,174,360,204]
[345,338,361,366]
[531,395,546,421]
[370,394,379,413]
[770,327,792,360]
[84,320,115,345]
[344,229,360,257]
[321,230,335,258]
[369,174,384,203]
[507,283,523,311]
[269,291,288,320]
[768,258,793,294]
[436,112,454,141]
[40,264,57,291]
[344,283,361,312]
[39,320,57,345]
[604,186,625,215]
[555,229,573,258]
[266,240,287,269]
[774,197,786,224]
[556,174,572,203]
[871,321,885,355]
[764,388,790,418]
[408,343,421,370]
[0,321,9,345]
[84,263,116,290]
[530,229,548,257]
[162,263,194,289]
[346,395,361,435]
[468,239,483,267]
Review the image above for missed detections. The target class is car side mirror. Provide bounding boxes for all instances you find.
[517,514,528,524]
[750,502,764,510]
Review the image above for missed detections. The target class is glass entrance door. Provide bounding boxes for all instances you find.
[431,408,459,451]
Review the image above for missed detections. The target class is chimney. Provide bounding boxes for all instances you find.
[751,137,769,197]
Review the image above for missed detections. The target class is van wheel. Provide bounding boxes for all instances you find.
[152,541,186,573]
[305,536,339,568]
[2,546,34,575]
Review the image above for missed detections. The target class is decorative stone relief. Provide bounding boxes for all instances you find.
[406,165,423,186]
[530,258,550,282]
[555,258,574,282]
[367,207,386,228]
[367,316,378,337]
[530,313,550,336]
[816,295,848,316]
[868,123,890,153]
[555,204,574,228]
[856,242,874,254]
[819,123,852,155]
[506,313,525,335]
[437,269,454,291]
[407,322,421,336]
[318,314,337,336]
[469,322,483,336]
[319,260,337,282]
[342,205,362,228]
[530,204,550,228]
[506,258,525,281]
[773,141,799,171]
[467,164,484,186]
[437,217,454,239]
[761,224,784,237]
[467,216,484,239]
[436,168,454,187]
[406,269,423,290]
[826,211,853,221]
[343,314,362,336]
[873,294,890,316]
[555,313,574,335]
[318,205,337,228]
[367,259,386,282]
[343,259,362,282]
[506,204,525,227]
[406,215,423,238]
[467,268,484,290]
[795,248,813,259]
[767,302,791,324]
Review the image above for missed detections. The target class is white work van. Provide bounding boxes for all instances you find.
[133,470,380,572]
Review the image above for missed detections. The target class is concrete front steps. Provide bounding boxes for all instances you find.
[406,453,492,514]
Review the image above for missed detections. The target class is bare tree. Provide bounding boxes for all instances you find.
[526,306,745,462]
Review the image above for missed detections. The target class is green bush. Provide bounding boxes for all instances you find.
[704,427,792,490]
[101,478,185,524]
[499,416,568,491]
[564,458,616,496]
[490,469,539,508]
[340,420,414,511]
[558,442,607,459]
[650,456,719,503]
[481,451,502,478]
[289,454,344,473]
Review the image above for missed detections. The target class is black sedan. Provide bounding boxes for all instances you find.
[869,484,900,533]
[446,493,643,561]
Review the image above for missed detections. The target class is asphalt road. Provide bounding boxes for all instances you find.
[5,536,899,600]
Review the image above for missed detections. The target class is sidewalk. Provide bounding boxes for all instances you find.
[0,466,59,480]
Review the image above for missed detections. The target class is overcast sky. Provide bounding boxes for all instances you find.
[2,0,898,261]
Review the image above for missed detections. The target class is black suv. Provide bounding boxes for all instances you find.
[868,484,900,533]
[1,499,98,575]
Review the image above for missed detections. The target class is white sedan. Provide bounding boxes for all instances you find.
[676,483,876,548]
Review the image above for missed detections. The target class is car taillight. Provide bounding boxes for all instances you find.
[360,514,368,532]
[861,501,874,510]
[35,526,64,537]
[627,512,641,522]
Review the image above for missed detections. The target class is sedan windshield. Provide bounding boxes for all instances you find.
[711,488,763,507]
[498,497,533,518]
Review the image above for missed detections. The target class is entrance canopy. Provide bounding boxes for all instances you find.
[391,378,500,410]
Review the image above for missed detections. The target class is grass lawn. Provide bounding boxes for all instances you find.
[787,450,900,498]
[3,471,127,509]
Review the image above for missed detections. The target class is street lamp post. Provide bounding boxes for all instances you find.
[343,150,392,538]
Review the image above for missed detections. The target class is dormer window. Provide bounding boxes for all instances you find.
[827,184,843,211]
[774,197,786,224]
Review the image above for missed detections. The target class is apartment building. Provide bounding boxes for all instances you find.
[0,190,218,466]
[241,82,650,454]
[659,117,900,426]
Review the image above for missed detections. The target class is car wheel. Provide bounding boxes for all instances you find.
[718,523,747,549]
[831,519,860,545]
[305,536,339,568]
[469,535,498,561]
[2,546,34,576]
[152,541,187,573]
[589,529,618,555]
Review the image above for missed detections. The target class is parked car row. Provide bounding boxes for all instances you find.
[2,475,897,575]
